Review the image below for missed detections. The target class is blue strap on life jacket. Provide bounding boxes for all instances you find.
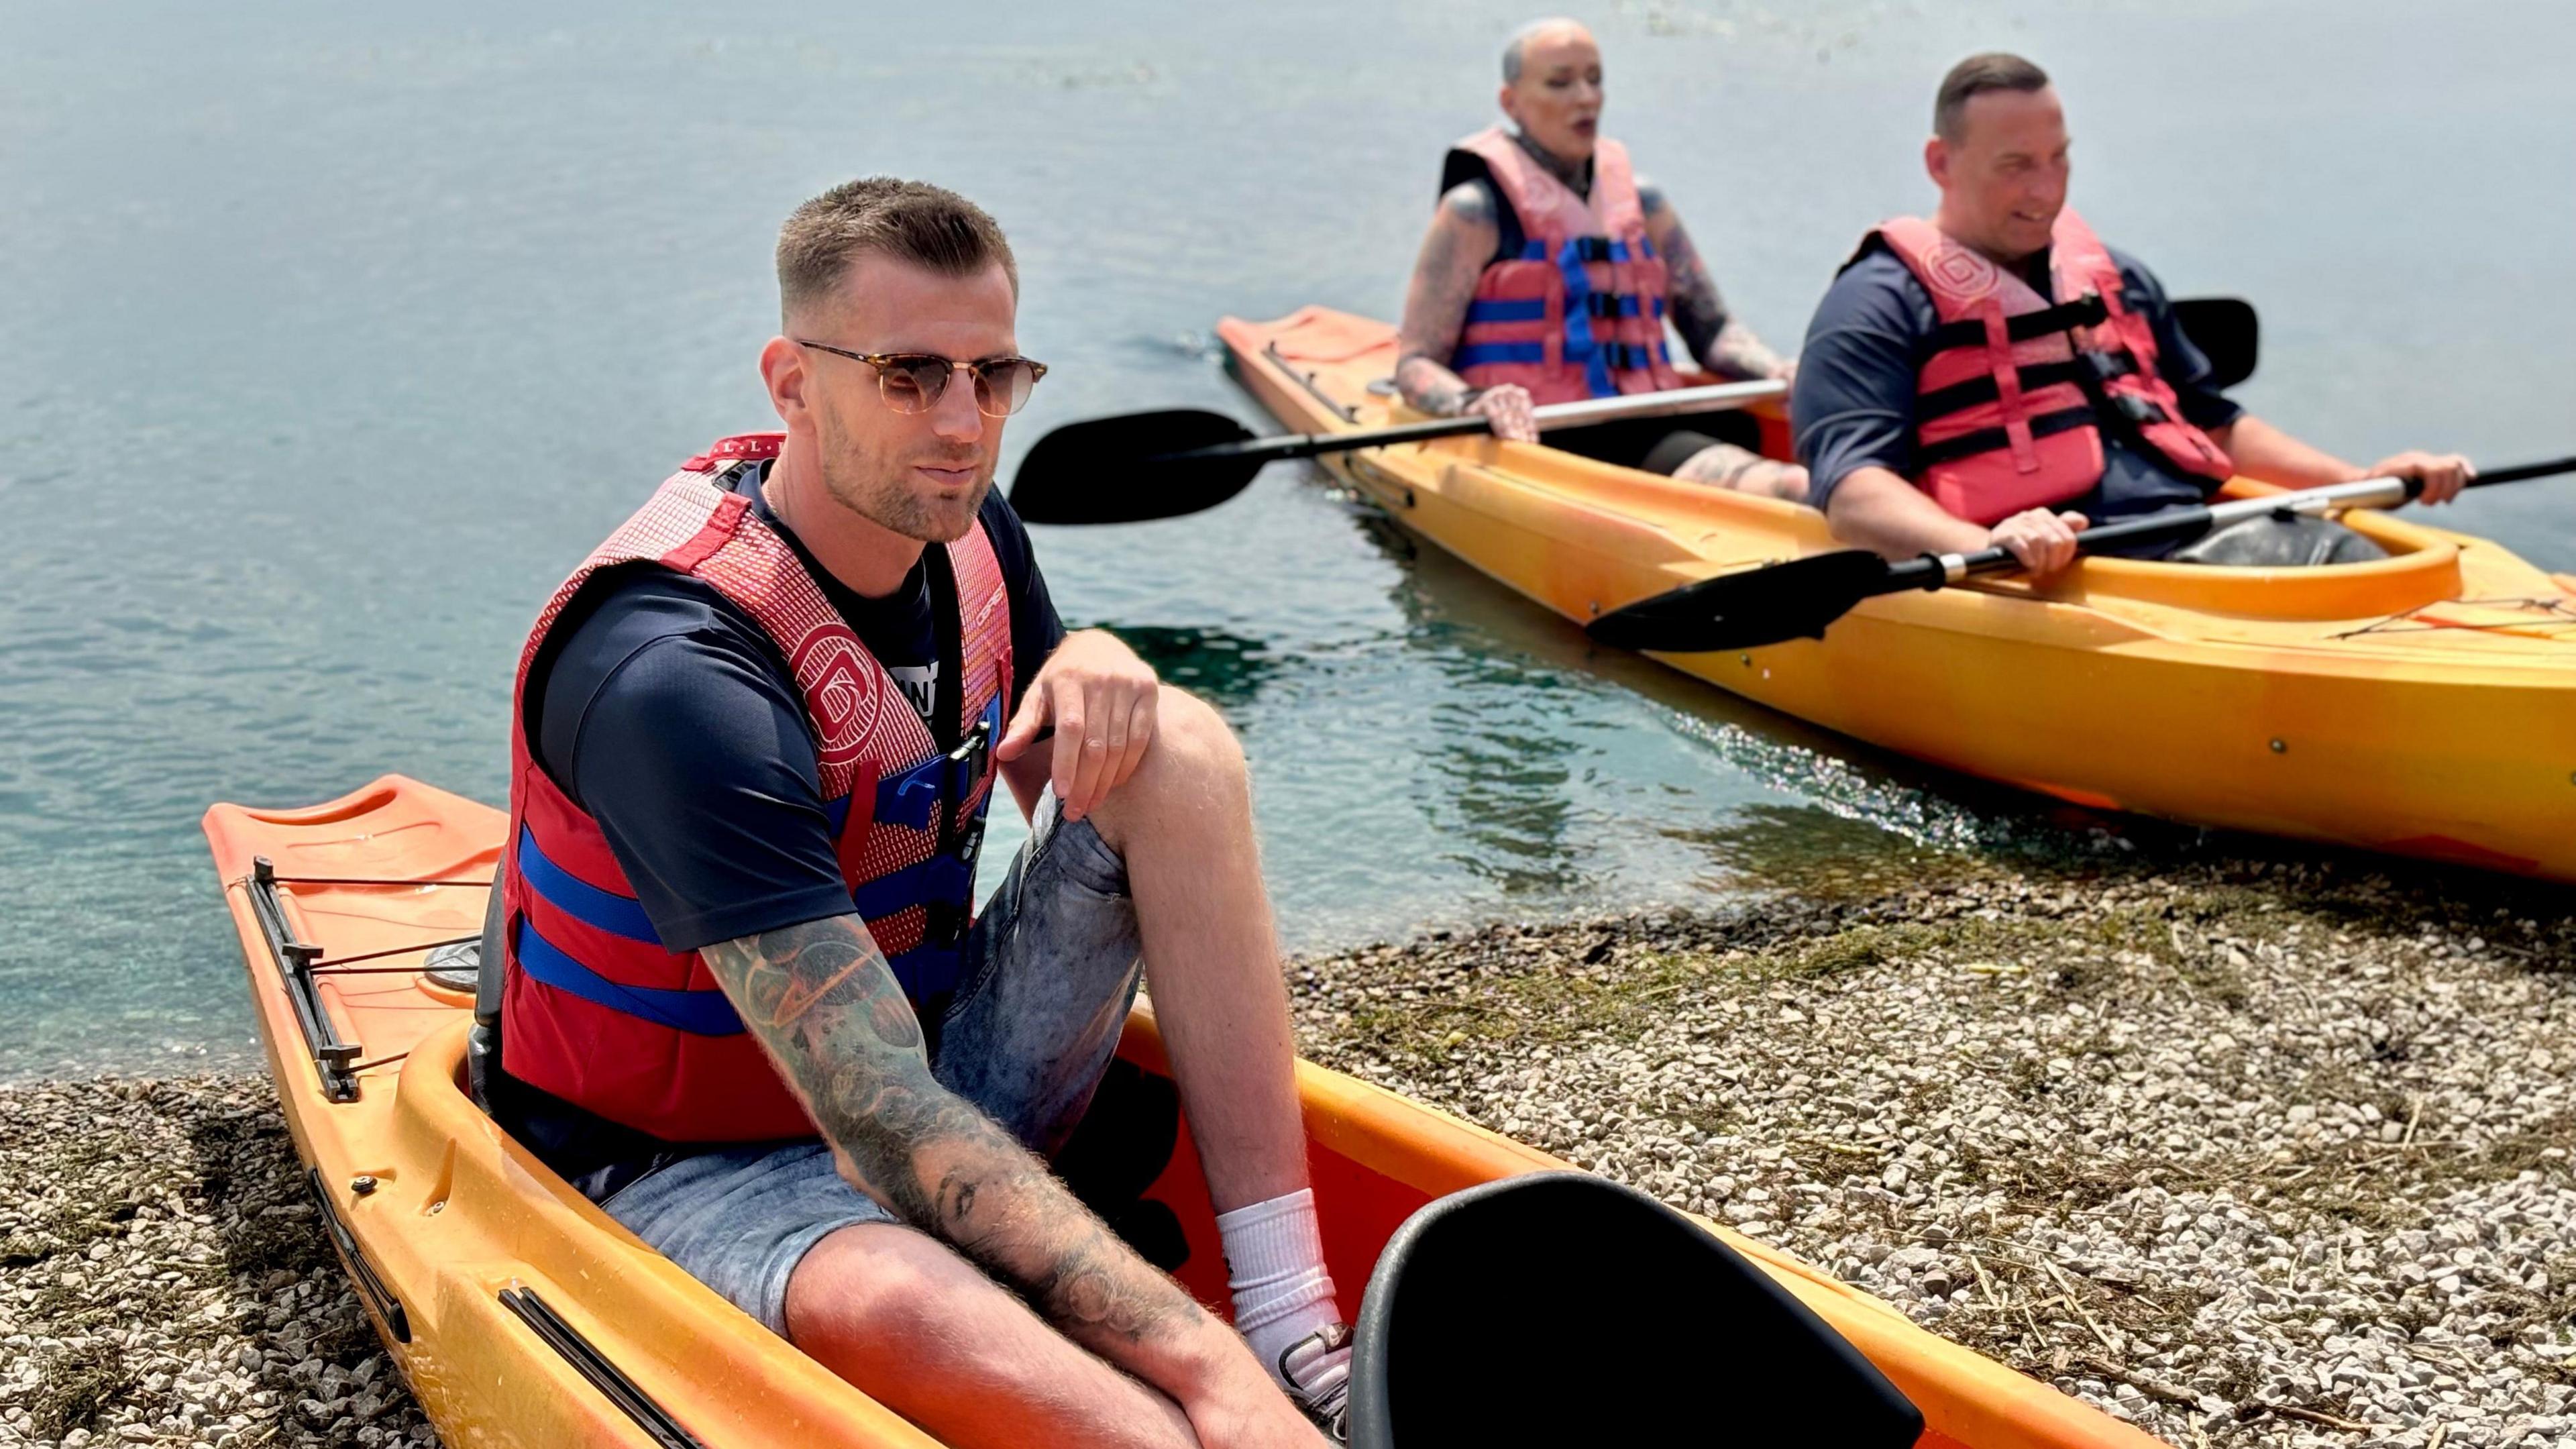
[514,688,1006,1034]
[513,916,744,1036]
[1555,237,1613,398]
[822,695,1006,837]
[1452,341,1549,370]
[1461,297,1548,325]
[849,852,979,922]
[516,826,661,945]
[884,942,963,1003]
[513,915,964,1036]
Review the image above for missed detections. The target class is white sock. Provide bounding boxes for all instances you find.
[1214,1188,1346,1389]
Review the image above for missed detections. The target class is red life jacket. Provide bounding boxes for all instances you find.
[497,433,1014,1143]
[1442,127,1686,405]
[1864,209,2235,526]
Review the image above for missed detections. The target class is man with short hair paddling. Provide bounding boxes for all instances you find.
[486,177,1345,1447]
[1794,52,2472,574]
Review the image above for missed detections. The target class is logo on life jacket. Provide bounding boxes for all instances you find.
[1921,239,2000,305]
[790,627,884,771]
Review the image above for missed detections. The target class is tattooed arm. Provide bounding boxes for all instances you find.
[1395,181,1541,440]
[1640,181,1792,382]
[701,915,1309,1440]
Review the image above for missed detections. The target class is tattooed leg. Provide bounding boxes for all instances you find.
[1672,442,1811,502]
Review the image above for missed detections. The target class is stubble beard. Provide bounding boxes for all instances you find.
[815,409,996,544]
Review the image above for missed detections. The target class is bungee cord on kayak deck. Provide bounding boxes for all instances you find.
[2328,598,2576,641]
[301,935,481,972]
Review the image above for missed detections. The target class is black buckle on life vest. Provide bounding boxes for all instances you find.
[1596,341,1666,372]
[922,898,968,949]
[2111,393,2169,425]
[946,718,994,799]
[2080,350,2139,385]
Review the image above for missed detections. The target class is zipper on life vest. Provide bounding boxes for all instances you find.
[2055,291,2210,487]
[920,543,981,950]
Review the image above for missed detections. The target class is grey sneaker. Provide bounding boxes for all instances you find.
[1277,1322,1352,1442]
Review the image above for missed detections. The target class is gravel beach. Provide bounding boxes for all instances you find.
[5,845,2571,1448]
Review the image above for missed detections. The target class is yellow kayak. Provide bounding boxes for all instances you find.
[1220,307,2576,881]
[205,775,2161,1446]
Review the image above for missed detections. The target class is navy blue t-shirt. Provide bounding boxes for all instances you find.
[500,467,1063,1185]
[1792,239,2243,533]
[526,466,1064,956]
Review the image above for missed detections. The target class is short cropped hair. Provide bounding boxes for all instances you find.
[775,176,1016,323]
[1503,17,1582,83]
[1933,52,2051,142]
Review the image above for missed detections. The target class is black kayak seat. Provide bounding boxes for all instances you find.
[1346,1171,1923,1448]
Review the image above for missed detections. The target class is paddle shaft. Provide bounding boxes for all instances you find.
[1152,378,1788,467]
[1896,458,2576,590]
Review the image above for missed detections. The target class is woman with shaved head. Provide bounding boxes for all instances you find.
[1395,18,1806,499]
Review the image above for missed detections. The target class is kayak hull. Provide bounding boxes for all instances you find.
[206,776,2160,1447]
[1220,307,2576,881]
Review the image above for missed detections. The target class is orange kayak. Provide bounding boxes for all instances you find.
[1219,307,2576,881]
[205,775,2161,1446]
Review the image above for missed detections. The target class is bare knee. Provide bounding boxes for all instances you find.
[783,1222,959,1364]
[1091,687,1241,837]
[1146,685,1240,776]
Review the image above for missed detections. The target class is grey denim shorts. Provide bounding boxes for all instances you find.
[600,792,1144,1336]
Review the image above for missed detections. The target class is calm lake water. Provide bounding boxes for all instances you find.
[4,0,2571,1080]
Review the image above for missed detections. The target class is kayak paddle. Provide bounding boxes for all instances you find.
[1586,455,2576,654]
[1009,378,1787,526]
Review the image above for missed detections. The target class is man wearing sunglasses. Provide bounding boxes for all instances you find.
[486,178,1344,1446]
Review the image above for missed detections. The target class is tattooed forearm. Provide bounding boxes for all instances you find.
[1646,191,1731,366]
[701,916,1208,1356]
[1397,182,1501,416]
[1706,318,1791,382]
[1642,189,1792,382]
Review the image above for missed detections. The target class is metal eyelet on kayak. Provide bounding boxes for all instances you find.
[2271,739,2288,753]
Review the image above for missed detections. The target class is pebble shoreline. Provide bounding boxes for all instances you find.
[4,849,2571,1447]
[1289,851,2576,1448]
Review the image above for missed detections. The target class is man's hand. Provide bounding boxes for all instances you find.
[1985,508,2090,574]
[996,629,1159,822]
[2361,450,2476,504]
[1177,1358,1335,1449]
[1466,384,1538,443]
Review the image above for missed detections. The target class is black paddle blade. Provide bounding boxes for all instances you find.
[2174,297,2259,390]
[1585,549,1894,653]
[1347,1173,1922,1449]
[1008,409,1263,525]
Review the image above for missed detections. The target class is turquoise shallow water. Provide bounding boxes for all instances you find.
[3,0,2571,1080]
